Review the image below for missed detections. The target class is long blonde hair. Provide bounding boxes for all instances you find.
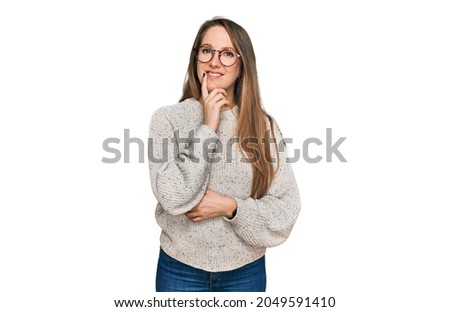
[180,17,278,199]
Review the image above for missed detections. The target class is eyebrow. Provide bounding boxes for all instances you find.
[200,43,237,51]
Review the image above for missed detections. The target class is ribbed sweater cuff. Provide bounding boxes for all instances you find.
[223,197,253,226]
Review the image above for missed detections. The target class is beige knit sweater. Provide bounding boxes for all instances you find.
[148,98,300,272]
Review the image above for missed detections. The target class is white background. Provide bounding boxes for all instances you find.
[1,1,449,311]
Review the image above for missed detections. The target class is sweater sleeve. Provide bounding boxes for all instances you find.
[148,107,218,215]
[225,124,301,248]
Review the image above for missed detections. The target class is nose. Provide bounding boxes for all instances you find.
[209,51,221,67]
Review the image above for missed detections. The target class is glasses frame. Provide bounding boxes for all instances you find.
[194,45,241,67]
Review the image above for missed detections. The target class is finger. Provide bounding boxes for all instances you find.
[207,88,228,100]
[208,93,227,105]
[186,212,202,222]
[201,72,209,100]
[205,93,229,110]
[211,97,229,109]
[186,209,197,216]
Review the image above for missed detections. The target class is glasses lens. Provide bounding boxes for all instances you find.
[197,47,213,63]
[220,50,237,66]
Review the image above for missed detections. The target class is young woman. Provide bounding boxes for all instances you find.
[148,17,301,292]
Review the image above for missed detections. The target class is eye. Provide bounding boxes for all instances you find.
[222,50,235,58]
[200,47,212,54]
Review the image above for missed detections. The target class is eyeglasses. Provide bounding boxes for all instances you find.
[194,45,241,67]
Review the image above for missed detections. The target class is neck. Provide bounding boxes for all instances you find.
[223,89,236,110]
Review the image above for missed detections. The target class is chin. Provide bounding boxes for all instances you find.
[207,82,221,91]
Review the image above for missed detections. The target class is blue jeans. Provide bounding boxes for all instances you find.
[156,248,266,292]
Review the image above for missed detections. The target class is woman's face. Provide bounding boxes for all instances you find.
[196,26,241,97]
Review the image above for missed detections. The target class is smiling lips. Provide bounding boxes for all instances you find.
[206,71,223,78]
